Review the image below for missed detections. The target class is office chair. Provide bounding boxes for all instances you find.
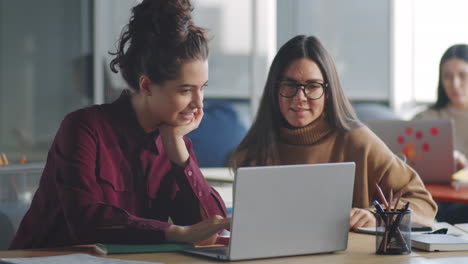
[0,210,14,250]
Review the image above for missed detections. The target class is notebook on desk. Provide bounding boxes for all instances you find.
[365,119,456,184]
[183,162,356,261]
[412,234,468,251]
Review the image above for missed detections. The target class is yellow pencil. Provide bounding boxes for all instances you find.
[1,153,7,165]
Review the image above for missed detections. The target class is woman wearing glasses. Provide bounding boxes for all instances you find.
[229,35,436,229]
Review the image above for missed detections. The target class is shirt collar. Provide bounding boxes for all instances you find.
[111,90,159,154]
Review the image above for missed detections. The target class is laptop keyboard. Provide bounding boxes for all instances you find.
[199,246,228,255]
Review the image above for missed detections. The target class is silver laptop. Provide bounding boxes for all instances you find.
[366,119,455,184]
[184,162,356,261]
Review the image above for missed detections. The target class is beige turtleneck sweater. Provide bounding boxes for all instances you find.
[413,106,468,157]
[278,115,437,226]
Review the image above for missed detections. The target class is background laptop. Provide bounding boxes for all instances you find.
[365,119,455,184]
[184,162,356,261]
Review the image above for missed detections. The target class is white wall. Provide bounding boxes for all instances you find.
[277,0,391,102]
[392,0,468,119]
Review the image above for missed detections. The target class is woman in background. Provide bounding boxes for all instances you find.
[413,44,468,224]
[413,44,468,170]
[10,0,229,249]
[230,35,437,230]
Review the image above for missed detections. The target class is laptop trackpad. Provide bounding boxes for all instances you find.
[184,245,229,259]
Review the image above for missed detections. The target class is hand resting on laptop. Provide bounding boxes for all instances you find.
[166,215,231,246]
[350,208,376,231]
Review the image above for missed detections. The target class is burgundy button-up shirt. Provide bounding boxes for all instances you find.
[9,92,227,249]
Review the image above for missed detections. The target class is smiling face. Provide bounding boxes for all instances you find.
[278,58,326,128]
[140,59,207,131]
[441,58,468,110]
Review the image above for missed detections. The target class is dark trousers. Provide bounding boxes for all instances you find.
[436,202,468,224]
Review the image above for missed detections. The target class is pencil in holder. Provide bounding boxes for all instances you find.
[375,209,411,255]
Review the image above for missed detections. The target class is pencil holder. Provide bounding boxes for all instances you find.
[375,209,411,255]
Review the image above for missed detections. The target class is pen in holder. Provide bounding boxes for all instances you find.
[375,208,411,255]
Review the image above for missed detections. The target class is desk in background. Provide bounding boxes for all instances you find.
[2,233,468,264]
[201,167,233,213]
[425,184,468,204]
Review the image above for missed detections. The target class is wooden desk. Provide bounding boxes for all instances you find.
[426,184,468,203]
[1,233,467,264]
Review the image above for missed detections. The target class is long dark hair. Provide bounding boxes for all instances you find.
[229,35,360,169]
[433,44,468,109]
[109,0,208,91]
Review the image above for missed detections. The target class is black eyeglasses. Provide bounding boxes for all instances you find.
[278,79,328,100]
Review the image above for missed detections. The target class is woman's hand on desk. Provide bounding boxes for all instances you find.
[349,208,376,231]
[165,215,231,246]
[454,150,468,170]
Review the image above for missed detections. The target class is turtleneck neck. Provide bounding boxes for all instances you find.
[447,104,468,114]
[279,114,333,145]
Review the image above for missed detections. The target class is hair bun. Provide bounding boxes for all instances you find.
[132,0,195,47]
[109,0,209,89]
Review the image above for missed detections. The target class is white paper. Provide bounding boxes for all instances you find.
[1,253,162,264]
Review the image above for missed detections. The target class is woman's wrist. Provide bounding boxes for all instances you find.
[162,136,189,167]
[165,224,187,242]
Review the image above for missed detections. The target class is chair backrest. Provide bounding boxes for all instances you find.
[187,100,248,167]
[353,103,401,121]
[0,210,14,250]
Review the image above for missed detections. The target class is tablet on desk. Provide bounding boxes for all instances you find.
[357,224,432,235]
[357,222,468,237]
[412,223,434,232]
